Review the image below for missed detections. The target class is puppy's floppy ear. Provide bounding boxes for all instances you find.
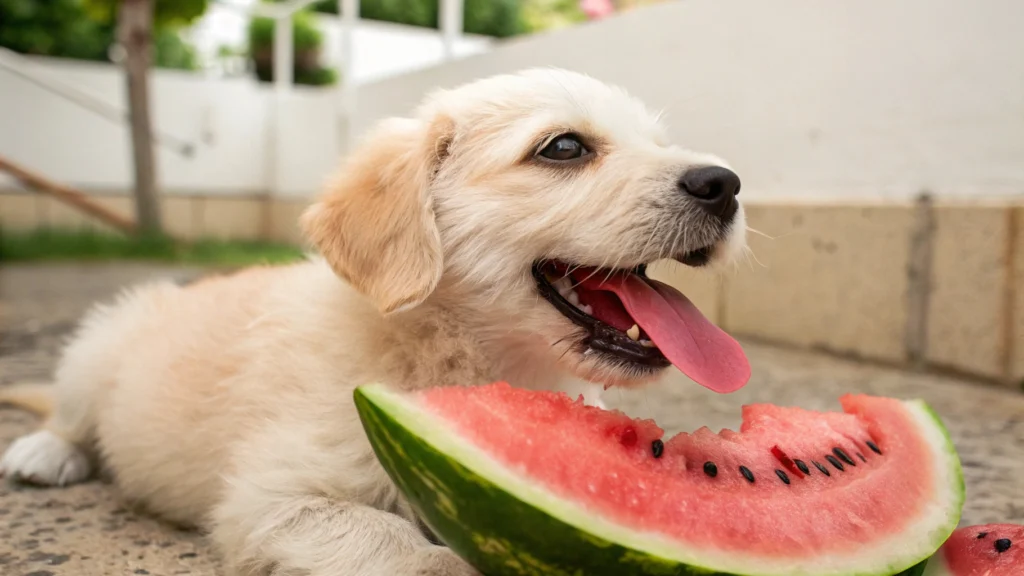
[301,116,453,315]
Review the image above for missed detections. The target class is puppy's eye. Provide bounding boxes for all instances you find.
[538,135,589,161]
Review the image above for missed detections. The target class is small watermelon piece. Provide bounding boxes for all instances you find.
[355,383,964,576]
[922,524,1022,575]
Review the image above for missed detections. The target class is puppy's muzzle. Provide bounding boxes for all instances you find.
[678,166,742,222]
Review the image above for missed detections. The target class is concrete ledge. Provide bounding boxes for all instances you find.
[925,204,1013,379]
[713,198,1022,389]
[723,203,914,364]
[1,191,1022,389]
[1012,207,1024,383]
[0,191,277,242]
[268,199,311,246]
[647,260,722,325]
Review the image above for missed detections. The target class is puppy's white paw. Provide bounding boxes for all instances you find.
[0,430,91,487]
[390,546,480,576]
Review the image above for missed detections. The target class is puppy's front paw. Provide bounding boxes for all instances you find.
[0,430,91,487]
[395,546,479,576]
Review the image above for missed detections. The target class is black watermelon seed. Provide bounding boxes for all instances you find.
[651,439,664,459]
[813,461,831,476]
[775,470,791,485]
[866,440,882,455]
[739,466,755,483]
[857,452,867,463]
[825,455,845,471]
[995,539,1012,553]
[794,460,810,475]
[833,447,856,467]
[703,461,718,478]
[977,532,989,539]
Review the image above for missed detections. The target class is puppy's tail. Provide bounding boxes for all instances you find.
[0,383,54,417]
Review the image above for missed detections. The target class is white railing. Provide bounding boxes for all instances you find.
[216,0,466,157]
[0,46,196,158]
[0,0,476,198]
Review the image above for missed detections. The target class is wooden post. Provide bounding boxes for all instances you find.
[0,156,137,234]
[118,0,162,234]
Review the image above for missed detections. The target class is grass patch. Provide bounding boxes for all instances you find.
[0,228,305,267]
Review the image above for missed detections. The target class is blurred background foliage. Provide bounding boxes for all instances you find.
[307,0,587,37]
[0,0,590,83]
[248,9,338,86]
[0,0,203,70]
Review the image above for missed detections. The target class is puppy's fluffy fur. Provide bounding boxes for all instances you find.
[0,69,745,575]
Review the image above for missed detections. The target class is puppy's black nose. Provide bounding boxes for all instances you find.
[678,166,741,221]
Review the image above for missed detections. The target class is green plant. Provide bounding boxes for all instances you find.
[248,8,338,86]
[0,227,304,267]
[82,0,208,28]
[295,65,338,86]
[0,0,205,70]
[153,28,199,70]
[0,0,112,60]
[248,10,324,53]
[309,0,524,38]
[519,0,587,33]
[464,0,521,37]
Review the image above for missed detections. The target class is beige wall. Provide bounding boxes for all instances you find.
[713,199,1022,388]
[722,203,916,363]
[1,191,1021,389]
[0,191,302,242]
[1013,208,1024,384]
[352,0,1024,201]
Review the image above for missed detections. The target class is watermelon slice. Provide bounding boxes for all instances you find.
[922,524,1022,575]
[356,382,963,576]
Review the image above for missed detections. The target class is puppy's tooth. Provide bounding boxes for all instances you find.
[639,339,656,348]
[567,291,580,306]
[580,304,593,315]
[626,324,640,341]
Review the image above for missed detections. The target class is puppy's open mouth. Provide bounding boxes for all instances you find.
[533,255,750,393]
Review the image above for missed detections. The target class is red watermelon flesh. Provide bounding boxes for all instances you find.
[924,524,1022,575]
[418,383,963,571]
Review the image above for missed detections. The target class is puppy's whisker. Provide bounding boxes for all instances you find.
[556,338,582,363]
[745,226,776,240]
[638,207,671,259]
[743,245,768,270]
[664,214,685,259]
[550,334,575,349]
[639,222,661,263]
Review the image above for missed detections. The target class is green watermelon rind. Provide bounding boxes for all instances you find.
[355,384,963,576]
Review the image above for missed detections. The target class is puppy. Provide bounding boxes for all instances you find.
[0,68,748,575]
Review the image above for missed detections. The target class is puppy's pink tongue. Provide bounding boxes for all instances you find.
[579,272,751,393]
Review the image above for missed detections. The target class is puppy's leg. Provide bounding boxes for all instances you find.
[0,428,91,487]
[0,350,104,486]
[1,378,96,487]
[0,294,142,486]
[212,484,478,576]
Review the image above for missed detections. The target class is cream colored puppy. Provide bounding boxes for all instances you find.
[0,68,749,575]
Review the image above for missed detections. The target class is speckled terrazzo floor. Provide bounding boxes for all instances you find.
[2,263,1023,576]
